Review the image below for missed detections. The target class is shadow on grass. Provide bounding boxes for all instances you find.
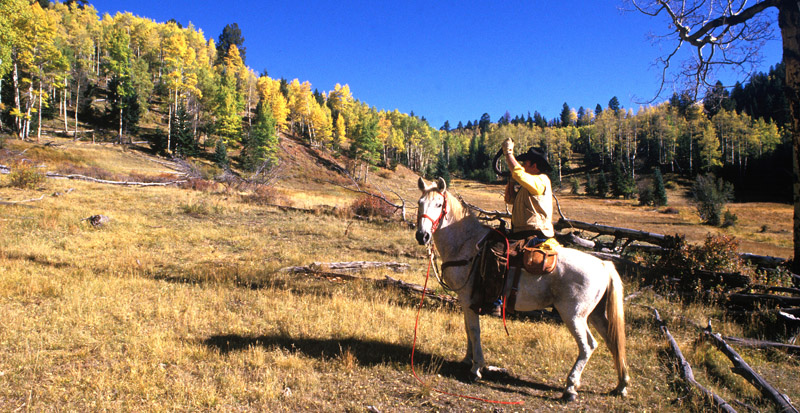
[201,333,562,396]
[2,251,71,269]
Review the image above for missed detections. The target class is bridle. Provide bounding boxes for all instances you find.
[418,191,448,234]
[419,191,473,292]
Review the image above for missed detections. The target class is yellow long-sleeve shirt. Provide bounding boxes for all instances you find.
[509,165,554,237]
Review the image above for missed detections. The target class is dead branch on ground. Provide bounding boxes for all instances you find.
[46,172,186,187]
[0,194,46,206]
[650,306,736,412]
[281,261,411,274]
[718,335,800,356]
[703,324,798,413]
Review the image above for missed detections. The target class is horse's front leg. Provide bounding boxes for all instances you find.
[462,307,485,380]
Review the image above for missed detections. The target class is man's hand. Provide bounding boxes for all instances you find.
[502,138,514,155]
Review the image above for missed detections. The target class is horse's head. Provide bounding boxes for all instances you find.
[416,177,449,245]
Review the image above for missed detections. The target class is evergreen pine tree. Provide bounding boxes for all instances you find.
[433,150,451,186]
[173,103,196,156]
[611,162,636,199]
[596,172,609,198]
[653,168,668,206]
[560,102,571,127]
[584,173,596,196]
[608,96,621,115]
[214,138,230,169]
[243,101,278,172]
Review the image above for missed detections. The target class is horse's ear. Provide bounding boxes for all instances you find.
[436,177,447,192]
[418,177,427,192]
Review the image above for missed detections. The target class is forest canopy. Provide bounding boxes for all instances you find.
[0,0,790,201]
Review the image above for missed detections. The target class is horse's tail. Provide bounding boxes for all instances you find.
[603,261,629,388]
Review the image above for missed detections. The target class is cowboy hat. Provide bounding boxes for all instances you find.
[516,147,553,173]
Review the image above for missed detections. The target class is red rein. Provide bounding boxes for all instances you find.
[412,192,524,406]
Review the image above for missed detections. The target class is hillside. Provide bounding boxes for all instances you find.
[1,133,799,411]
[1,130,792,259]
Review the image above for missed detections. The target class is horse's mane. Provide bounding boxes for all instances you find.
[444,190,470,221]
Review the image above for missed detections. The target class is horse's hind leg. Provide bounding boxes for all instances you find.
[589,299,629,396]
[562,315,597,401]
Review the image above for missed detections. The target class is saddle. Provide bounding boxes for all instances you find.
[470,228,559,315]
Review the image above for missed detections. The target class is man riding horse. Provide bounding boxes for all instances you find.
[477,138,559,316]
[502,138,554,243]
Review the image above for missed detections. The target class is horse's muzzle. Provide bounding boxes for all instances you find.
[415,230,430,245]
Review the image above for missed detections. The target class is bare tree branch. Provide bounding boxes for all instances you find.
[629,0,779,100]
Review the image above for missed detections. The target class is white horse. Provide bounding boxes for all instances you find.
[415,177,629,401]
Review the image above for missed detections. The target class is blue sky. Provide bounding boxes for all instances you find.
[90,0,783,129]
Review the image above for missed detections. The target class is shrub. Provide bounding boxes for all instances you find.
[722,210,738,228]
[657,233,748,284]
[5,162,46,189]
[638,185,654,206]
[242,185,287,205]
[692,173,734,226]
[570,177,580,194]
[690,234,745,273]
[350,195,396,219]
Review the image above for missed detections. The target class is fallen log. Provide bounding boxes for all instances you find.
[689,269,752,290]
[309,261,410,273]
[281,261,410,274]
[721,335,800,356]
[381,275,459,306]
[46,172,186,187]
[554,218,787,268]
[0,194,46,206]
[749,285,800,296]
[555,218,675,247]
[740,253,787,268]
[728,293,800,309]
[703,328,798,413]
[650,307,735,412]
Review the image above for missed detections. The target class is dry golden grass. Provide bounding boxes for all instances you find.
[0,136,798,411]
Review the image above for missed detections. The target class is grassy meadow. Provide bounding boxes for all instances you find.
[1,137,798,411]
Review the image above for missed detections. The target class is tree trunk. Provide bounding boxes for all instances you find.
[780,0,800,273]
[167,89,173,153]
[13,61,22,138]
[62,78,68,134]
[37,81,42,142]
[74,79,81,140]
[119,105,123,144]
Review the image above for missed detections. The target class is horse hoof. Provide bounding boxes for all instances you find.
[484,366,508,375]
[561,392,577,403]
[611,387,628,398]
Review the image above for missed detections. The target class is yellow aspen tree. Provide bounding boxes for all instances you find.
[11,2,64,140]
[309,102,333,147]
[377,113,392,165]
[331,113,345,148]
[1,0,31,135]
[161,22,186,150]
[327,83,353,134]
[287,79,314,139]
[256,76,289,132]
[58,2,98,136]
